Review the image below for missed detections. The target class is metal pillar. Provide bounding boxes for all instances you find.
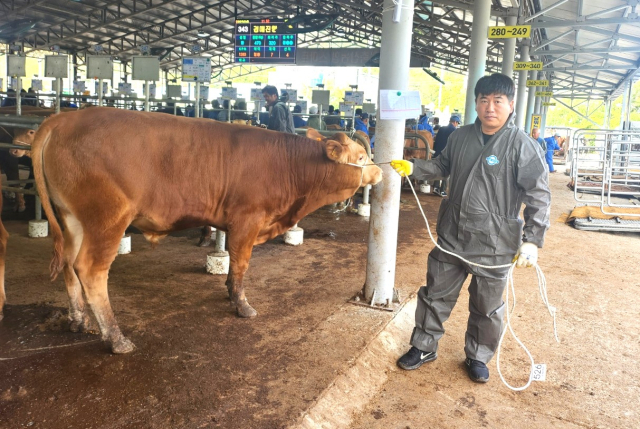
[16,77,22,116]
[534,73,542,114]
[604,98,612,129]
[515,42,530,130]
[98,79,104,107]
[501,14,518,78]
[195,82,201,118]
[540,99,549,137]
[363,0,415,307]
[524,70,536,132]
[463,0,492,125]
[144,80,150,112]
[621,79,633,130]
[55,78,62,114]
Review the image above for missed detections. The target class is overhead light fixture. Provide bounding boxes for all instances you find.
[197,30,210,37]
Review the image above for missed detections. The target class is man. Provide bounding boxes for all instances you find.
[417,113,435,136]
[323,105,342,129]
[306,106,324,130]
[531,127,547,152]
[432,117,441,132]
[431,114,461,197]
[292,104,307,128]
[354,112,369,136]
[543,132,562,173]
[390,73,550,383]
[262,85,295,134]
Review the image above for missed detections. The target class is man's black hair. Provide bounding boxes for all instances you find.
[474,73,515,101]
[293,104,302,113]
[262,85,278,96]
[355,108,363,115]
[328,105,335,113]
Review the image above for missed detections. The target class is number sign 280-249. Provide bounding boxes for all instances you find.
[488,25,531,39]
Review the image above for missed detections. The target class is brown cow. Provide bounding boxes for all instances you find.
[31,108,382,353]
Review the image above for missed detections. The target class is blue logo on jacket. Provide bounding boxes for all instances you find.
[486,155,499,166]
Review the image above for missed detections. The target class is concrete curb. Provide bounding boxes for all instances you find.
[290,294,417,429]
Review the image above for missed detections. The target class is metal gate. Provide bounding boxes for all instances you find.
[570,129,640,232]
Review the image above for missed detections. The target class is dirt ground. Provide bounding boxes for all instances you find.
[1,171,638,429]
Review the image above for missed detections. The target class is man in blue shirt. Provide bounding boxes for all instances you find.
[292,104,307,128]
[531,128,547,152]
[543,132,562,173]
[354,112,369,136]
[416,114,435,136]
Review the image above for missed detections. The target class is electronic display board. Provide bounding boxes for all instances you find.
[234,18,296,64]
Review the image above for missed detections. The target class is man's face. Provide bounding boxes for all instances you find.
[532,129,540,139]
[475,93,514,134]
[263,92,278,106]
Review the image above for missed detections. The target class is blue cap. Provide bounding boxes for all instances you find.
[360,112,369,119]
[450,114,461,123]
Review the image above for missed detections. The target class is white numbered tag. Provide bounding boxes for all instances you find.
[532,363,547,382]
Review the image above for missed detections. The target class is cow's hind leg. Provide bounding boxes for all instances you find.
[226,225,261,318]
[60,213,95,333]
[74,219,134,354]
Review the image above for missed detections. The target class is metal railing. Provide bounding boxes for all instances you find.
[571,129,640,220]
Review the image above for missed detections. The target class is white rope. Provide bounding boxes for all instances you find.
[403,177,559,391]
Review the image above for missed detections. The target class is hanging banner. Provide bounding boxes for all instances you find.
[535,91,554,97]
[542,102,556,106]
[514,61,543,71]
[488,25,531,39]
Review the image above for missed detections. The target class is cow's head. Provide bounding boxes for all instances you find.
[11,129,35,158]
[306,129,382,186]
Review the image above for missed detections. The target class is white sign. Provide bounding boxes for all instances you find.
[30,79,43,91]
[532,363,547,382]
[95,80,108,96]
[118,82,132,95]
[221,87,238,100]
[182,57,211,82]
[295,100,307,113]
[344,90,364,105]
[250,87,263,101]
[73,80,86,92]
[283,89,297,102]
[339,102,354,116]
[199,85,209,99]
[379,90,421,120]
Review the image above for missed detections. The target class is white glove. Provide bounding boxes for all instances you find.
[515,242,538,268]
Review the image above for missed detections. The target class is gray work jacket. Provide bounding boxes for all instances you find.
[411,114,550,265]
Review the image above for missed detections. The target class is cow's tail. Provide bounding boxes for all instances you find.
[31,126,65,281]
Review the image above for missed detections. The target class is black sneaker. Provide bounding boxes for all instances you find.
[432,187,440,195]
[440,190,447,198]
[465,358,489,383]
[397,346,437,370]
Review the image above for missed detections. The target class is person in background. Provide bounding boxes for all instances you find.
[259,105,270,127]
[354,112,369,136]
[306,105,323,130]
[390,73,550,384]
[217,99,231,122]
[544,132,562,173]
[2,89,17,107]
[324,104,341,128]
[530,127,547,152]
[292,104,307,128]
[431,114,461,197]
[432,117,441,132]
[262,85,295,134]
[232,100,251,122]
[417,113,435,137]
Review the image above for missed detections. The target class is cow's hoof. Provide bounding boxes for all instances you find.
[111,337,135,354]
[236,300,258,318]
[197,237,212,247]
[69,316,97,334]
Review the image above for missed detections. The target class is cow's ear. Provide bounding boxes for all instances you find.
[306,128,324,141]
[325,140,344,162]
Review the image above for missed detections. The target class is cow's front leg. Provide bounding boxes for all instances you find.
[227,225,260,318]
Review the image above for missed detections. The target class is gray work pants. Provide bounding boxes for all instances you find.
[410,250,508,363]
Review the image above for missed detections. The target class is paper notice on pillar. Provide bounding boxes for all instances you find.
[379,90,421,120]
